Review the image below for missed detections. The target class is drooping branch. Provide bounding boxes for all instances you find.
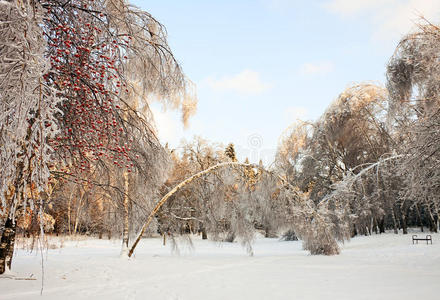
[127,160,332,257]
[317,154,405,207]
[127,161,288,257]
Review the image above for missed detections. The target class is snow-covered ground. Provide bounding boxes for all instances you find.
[1,230,439,300]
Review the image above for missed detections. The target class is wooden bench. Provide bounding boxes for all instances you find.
[412,234,432,245]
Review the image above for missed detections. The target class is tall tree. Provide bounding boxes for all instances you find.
[0,0,196,274]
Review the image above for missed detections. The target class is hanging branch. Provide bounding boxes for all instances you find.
[128,161,326,257]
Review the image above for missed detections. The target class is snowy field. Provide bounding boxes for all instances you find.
[1,230,439,300]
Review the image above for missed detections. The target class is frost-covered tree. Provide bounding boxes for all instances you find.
[0,0,62,274]
[129,136,342,257]
[292,20,440,241]
[1,0,196,274]
[156,138,227,240]
[275,83,404,245]
[277,83,391,202]
[386,19,440,232]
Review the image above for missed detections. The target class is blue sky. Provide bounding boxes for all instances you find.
[130,0,440,165]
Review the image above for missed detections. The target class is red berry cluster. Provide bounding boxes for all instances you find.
[44,1,135,176]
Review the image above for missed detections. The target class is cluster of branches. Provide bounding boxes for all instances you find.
[276,19,440,245]
[154,138,269,255]
[144,137,340,256]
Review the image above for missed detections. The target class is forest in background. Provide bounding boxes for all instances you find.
[1,0,440,274]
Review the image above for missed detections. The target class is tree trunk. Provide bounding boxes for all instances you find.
[201,227,207,240]
[415,204,424,232]
[401,213,408,234]
[351,224,358,237]
[390,205,399,234]
[2,159,25,274]
[225,231,235,243]
[401,203,408,234]
[0,218,17,274]
[74,189,85,235]
[428,215,437,233]
[67,188,74,235]
[121,172,130,252]
[265,226,270,238]
[2,157,26,274]
[378,217,385,233]
[433,203,440,232]
[425,203,438,233]
[264,226,278,238]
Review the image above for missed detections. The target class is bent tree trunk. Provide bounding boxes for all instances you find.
[128,161,339,257]
[0,218,17,274]
[128,162,262,257]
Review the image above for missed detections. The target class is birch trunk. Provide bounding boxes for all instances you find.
[121,172,130,255]
[73,190,85,235]
[67,188,74,235]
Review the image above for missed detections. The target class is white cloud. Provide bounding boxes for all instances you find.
[299,61,334,76]
[205,70,272,95]
[325,0,440,41]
